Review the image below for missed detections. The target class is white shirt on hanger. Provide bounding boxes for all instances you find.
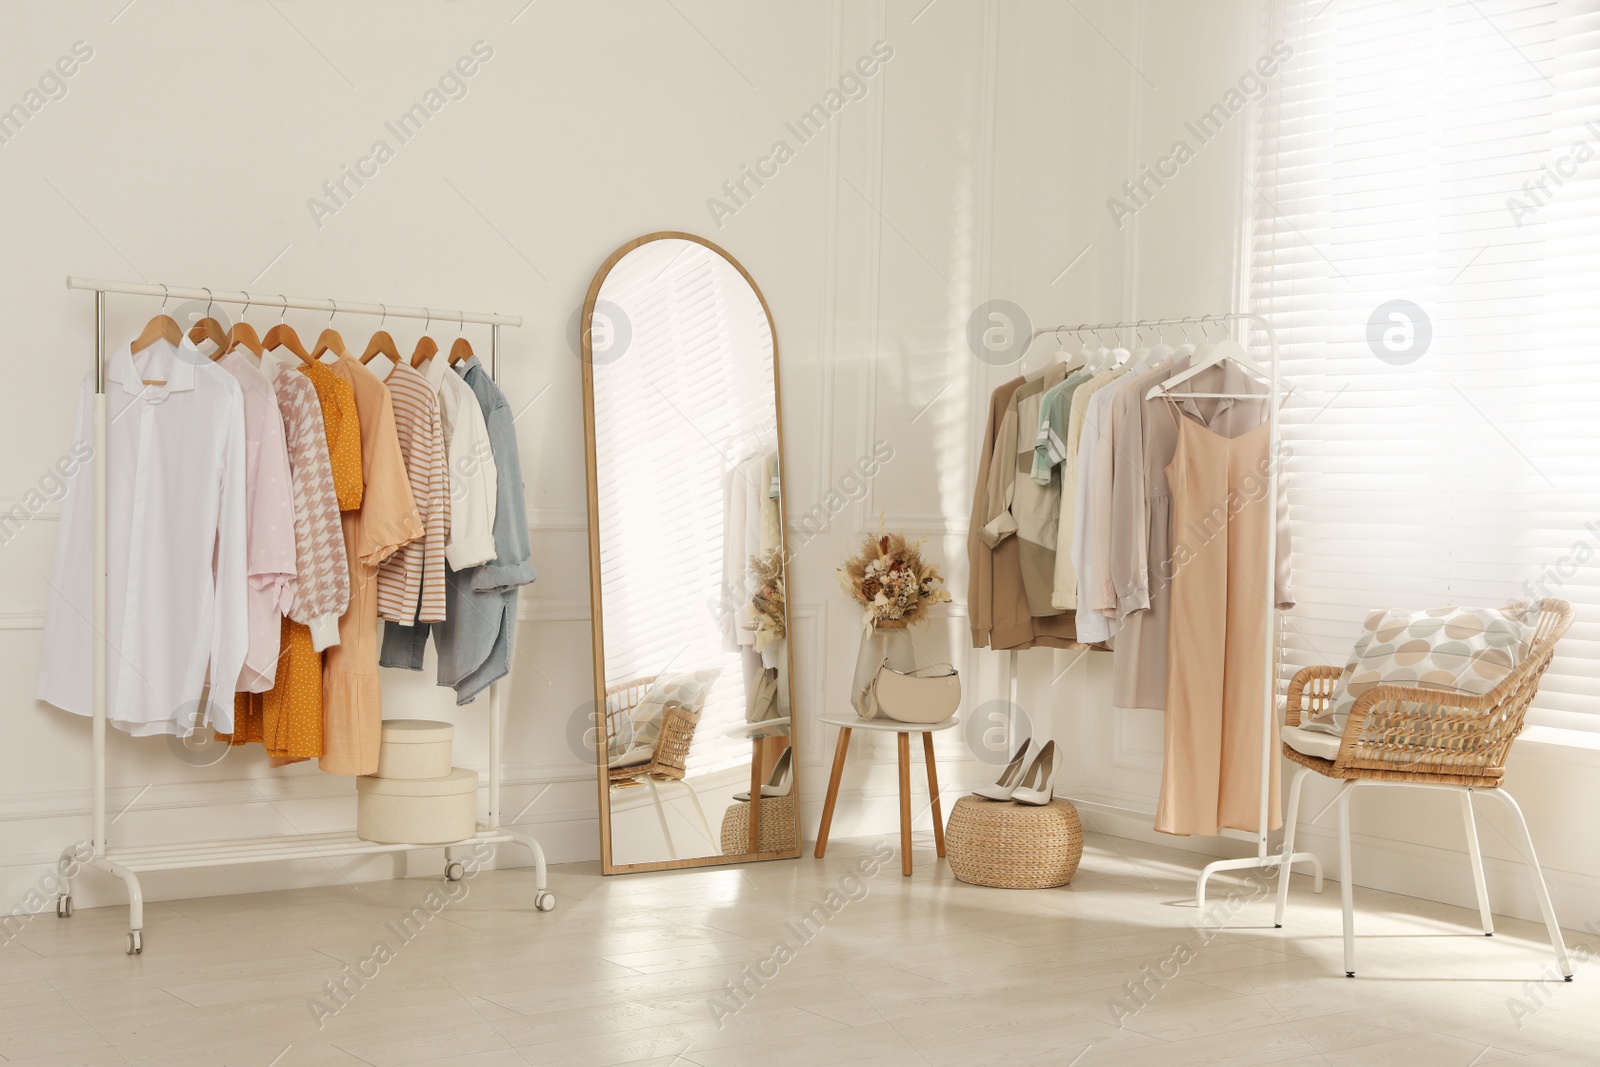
[416,354,498,569]
[37,337,250,737]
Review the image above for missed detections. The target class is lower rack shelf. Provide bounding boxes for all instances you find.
[55,825,553,954]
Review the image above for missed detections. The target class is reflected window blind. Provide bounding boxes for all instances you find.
[1252,0,1600,731]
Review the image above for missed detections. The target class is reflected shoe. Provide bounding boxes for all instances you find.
[972,739,1034,801]
[1011,740,1057,806]
[733,747,792,802]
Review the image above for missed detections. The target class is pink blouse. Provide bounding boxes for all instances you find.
[218,351,298,692]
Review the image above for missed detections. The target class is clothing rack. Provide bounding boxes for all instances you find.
[1012,311,1323,910]
[53,276,552,955]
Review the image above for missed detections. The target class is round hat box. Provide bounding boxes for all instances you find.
[357,767,477,845]
[375,719,454,780]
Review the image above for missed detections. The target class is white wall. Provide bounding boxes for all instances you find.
[0,0,1143,911]
[4,0,1591,935]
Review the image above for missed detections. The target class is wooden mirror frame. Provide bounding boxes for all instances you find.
[579,231,801,875]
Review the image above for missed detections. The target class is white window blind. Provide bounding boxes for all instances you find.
[1252,0,1600,731]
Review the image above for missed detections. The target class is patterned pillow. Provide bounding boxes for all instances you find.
[606,668,720,769]
[1302,604,1538,738]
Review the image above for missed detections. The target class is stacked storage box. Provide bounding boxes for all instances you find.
[356,720,478,845]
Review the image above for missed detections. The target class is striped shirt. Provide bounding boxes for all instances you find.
[376,358,449,624]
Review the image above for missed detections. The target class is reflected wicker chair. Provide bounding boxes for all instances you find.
[604,675,716,856]
[1276,599,1575,979]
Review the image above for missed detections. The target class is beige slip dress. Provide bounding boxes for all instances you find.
[1154,397,1282,837]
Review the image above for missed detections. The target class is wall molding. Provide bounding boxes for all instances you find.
[873,514,965,537]
[849,0,891,537]
[528,509,588,532]
[517,600,591,623]
[1111,713,1162,772]
[0,502,59,521]
[0,762,594,827]
[788,603,828,765]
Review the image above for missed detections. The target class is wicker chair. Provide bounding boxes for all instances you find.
[1275,599,1575,979]
[604,675,716,856]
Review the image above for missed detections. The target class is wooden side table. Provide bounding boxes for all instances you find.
[813,716,960,876]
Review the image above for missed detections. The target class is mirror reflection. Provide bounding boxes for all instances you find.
[583,234,798,872]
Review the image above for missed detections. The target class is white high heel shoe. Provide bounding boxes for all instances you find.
[1011,740,1057,806]
[734,747,792,802]
[972,739,1034,801]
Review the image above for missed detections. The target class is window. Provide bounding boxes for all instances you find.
[1252,0,1600,731]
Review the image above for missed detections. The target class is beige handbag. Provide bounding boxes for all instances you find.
[860,661,960,724]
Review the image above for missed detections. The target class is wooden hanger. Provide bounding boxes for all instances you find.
[361,330,399,365]
[447,312,473,366]
[218,297,264,360]
[221,320,264,359]
[131,314,181,356]
[360,304,400,365]
[310,328,346,361]
[187,288,227,353]
[262,295,315,366]
[130,285,181,357]
[410,308,438,368]
[308,300,346,362]
[188,318,226,349]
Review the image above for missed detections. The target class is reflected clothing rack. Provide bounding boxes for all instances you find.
[1005,311,1322,909]
[53,276,552,954]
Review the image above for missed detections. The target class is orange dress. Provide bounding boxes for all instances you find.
[223,358,362,760]
[320,353,422,775]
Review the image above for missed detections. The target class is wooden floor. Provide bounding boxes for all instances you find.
[2,828,1597,1066]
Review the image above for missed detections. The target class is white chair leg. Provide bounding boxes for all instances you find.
[1460,789,1495,936]
[1338,782,1356,977]
[1487,789,1573,979]
[645,777,679,860]
[679,778,718,851]
[1275,766,1312,928]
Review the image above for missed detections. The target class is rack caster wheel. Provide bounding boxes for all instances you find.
[127,930,142,956]
[55,895,73,918]
[534,891,555,912]
[444,861,465,882]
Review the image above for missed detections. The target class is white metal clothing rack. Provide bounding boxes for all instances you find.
[1009,311,1323,911]
[53,276,552,955]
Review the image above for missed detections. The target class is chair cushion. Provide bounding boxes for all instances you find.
[1283,724,1342,760]
[606,667,720,767]
[1302,603,1539,738]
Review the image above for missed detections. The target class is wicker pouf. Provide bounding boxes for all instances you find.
[720,794,798,854]
[945,796,1083,889]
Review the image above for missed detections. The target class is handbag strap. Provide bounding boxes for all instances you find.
[859,657,892,719]
[904,663,957,679]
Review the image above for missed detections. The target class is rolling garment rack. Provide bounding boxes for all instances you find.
[53,276,554,955]
[1009,311,1323,911]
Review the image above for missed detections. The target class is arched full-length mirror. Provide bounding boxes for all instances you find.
[580,232,798,874]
